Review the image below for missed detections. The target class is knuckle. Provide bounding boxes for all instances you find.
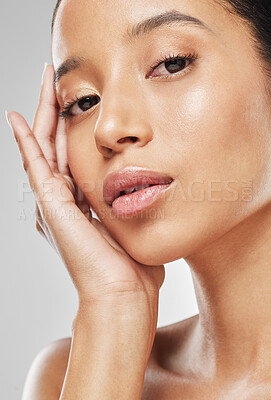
[37,136,55,145]
[33,176,54,197]
[19,130,33,146]
[23,153,44,174]
[16,131,31,154]
[39,92,58,110]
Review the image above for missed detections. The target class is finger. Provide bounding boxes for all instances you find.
[7,111,54,198]
[7,110,123,292]
[31,64,59,173]
[55,116,70,175]
[7,111,115,258]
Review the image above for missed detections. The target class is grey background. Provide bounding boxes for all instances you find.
[1,1,198,399]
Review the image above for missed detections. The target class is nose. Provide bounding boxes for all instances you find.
[93,84,153,158]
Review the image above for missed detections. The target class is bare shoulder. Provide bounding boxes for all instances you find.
[22,337,72,400]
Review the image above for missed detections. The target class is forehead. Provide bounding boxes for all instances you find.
[52,0,229,61]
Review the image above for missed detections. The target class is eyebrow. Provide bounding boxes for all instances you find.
[54,56,88,86]
[124,9,214,41]
[54,10,213,86]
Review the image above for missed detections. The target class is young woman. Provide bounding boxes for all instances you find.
[6,0,271,398]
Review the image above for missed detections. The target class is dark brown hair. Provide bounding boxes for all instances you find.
[217,0,271,81]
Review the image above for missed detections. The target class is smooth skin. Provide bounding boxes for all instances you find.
[8,64,165,399]
[7,0,271,398]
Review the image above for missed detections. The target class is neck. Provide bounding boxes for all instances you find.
[185,203,271,385]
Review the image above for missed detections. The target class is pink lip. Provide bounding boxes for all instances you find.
[103,166,174,207]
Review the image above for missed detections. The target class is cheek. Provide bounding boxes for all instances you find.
[154,77,269,190]
[172,81,270,232]
[66,127,101,207]
[116,82,270,264]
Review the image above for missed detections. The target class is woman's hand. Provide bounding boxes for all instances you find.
[6,63,165,338]
[7,63,166,399]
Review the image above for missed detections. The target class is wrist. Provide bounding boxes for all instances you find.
[73,296,158,364]
[61,308,151,400]
[76,290,158,328]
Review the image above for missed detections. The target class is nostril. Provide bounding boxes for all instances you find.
[118,136,138,144]
[103,147,112,155]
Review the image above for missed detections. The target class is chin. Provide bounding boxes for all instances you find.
[101,215,195,266]
[118,237,183,266]
[114,219,224,266]
[130,252,168,266]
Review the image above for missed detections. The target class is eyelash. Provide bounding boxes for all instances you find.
[58,51,198,120]
[148,51,197,78]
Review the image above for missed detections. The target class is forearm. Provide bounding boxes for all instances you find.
[59,300,155,400]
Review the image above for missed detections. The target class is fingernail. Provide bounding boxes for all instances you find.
[5,110,12,128]
[41,62,49,84]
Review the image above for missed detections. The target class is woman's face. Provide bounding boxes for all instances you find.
[52,0,271,265]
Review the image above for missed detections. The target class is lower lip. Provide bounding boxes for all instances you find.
[111,182,173,216]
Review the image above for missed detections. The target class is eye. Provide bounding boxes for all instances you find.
[147,52,197,79]
[59,95,100,120]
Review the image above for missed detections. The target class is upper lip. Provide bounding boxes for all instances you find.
[103,166,174,206]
